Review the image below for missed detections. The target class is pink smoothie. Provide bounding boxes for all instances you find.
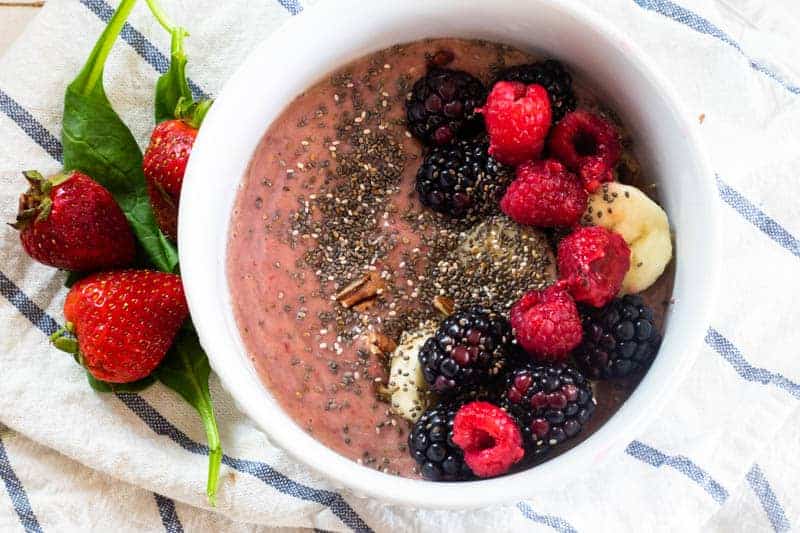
[227,38,673,478]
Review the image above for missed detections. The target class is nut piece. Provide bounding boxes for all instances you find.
[364,331,397,358]
[432,295,455,316]
[335,271,385,309]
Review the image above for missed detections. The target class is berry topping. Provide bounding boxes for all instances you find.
[451,401,524,478]
[418,306,513,394]
[500,363,595,455]
[548,110,621,192]
[415,138,512,218]
[408,400,473,481]
[478,81,552,166]
[500,159,588,227]
[405,68,487,145]
[494,60,577,121]
[509,284,583,362]
[557,226,631,308]
[574,294,662,379]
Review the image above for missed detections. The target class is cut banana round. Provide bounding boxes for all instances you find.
[583,182,672,294]
[388,322,437,422]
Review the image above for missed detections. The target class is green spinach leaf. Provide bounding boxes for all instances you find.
[61,0,178,273]
[153,323,221,505]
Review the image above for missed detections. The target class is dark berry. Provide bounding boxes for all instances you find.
[418,306,513,394]
[408,400,472,481]
[494,60,577,122]
[573,295,662,379]
[415,138,512,218]
[406,68,487,145]
[499,362,595,455]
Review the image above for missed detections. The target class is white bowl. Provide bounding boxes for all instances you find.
[180,0,720,509]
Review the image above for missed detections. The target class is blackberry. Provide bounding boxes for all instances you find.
[494,60,577,121]
[406,68,487,145]
[418,306,512,394]
[500,363,595,455]
[573,295,661,379]
[415,138,511,218]
[408,400,472,481]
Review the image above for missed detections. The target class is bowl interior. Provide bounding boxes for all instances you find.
[179,0,718,509]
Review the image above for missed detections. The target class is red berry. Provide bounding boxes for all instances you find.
[62,270,189,383]
[452,401,524,478]
[12,170,135,271]
[143,119,198,242]
[479,81,552,166]
[500,159,587,227]
[548,110,621,192]
[510,284,583,361]
[557,226,631,307]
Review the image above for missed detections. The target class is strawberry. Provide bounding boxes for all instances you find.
[11,170,135,271]
[56,270,188,383]
[142,119,198,242]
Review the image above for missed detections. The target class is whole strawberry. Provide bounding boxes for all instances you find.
[143,119,198,241]
[58,270,188,383]
[478,81,551,166]
[12,170,135,271]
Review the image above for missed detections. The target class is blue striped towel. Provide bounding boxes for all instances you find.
[0,0,798,531]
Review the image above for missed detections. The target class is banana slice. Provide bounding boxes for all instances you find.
[388,322,437,422]
[583,182,672,294]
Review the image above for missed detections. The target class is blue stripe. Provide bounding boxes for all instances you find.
[80,0,208,101]
[633,0,800,95]
[0,432,44,533]
[705,328,800,400]
[716,176,800,259]
[0,271,372,533]
[516,502,577,533]
[0,89,63,162]
[625,440,729,504]
[116,393,372,532]
[154,493,184,533]
[277,0,303,16]
[746,464,791,533]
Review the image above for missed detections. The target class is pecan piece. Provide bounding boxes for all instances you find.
[432,295,455,316]
[335,271,385,309]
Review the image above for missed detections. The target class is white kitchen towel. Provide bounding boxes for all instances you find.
[0,0,798,531]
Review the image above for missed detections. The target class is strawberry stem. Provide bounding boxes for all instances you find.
[50,323,78,354]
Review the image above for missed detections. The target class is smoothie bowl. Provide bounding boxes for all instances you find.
[180,0,719,509]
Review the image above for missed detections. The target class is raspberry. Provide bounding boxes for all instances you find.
[509,284,582,361]
[548,110,621,192]
[478,81,552,166]
[451,401,525,478]
[557,226,631,307]
[500,159,588,227]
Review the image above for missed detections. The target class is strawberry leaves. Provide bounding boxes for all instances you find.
[149,0,212,126]
[154,26,192,124]
[61,0,178,274]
